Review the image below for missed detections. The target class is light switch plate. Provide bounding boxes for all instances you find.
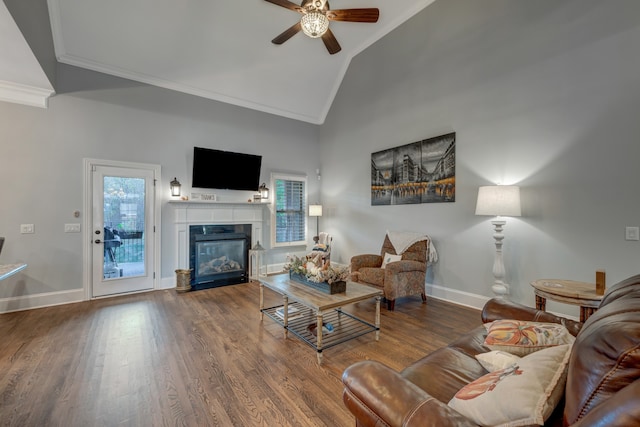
[65,223,81,233]
[20,224,34,234]
[625,226,639,241]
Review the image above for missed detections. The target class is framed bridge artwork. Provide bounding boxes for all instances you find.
[371,132,456,206]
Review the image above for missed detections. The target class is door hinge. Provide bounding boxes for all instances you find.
[153,272,156,279]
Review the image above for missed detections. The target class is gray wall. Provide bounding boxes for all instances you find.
[320,0,640,314]
[0,63,320,303]
[2,0,639,317]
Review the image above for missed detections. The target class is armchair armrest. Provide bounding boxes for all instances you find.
[385,259,427,274]
[350,254,382,271]
[481,298,583,337]
[342,361,477,427]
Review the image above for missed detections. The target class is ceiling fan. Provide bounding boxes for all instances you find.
[264,0,380,55]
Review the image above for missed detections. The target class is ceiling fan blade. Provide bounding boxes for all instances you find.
[326,8,380,23]
[321,28,341,55]
[264,0,304,13]
[272,22,302,45]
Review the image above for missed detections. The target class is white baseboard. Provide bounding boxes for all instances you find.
[160,276,177,290]
[426,282,490,311]
[0,288,84,314]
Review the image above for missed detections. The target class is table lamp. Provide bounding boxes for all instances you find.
[309,204,323,243]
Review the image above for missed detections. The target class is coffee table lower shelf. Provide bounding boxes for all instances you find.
[262,301,378,359]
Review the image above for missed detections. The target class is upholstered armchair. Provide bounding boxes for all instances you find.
[350,233,430,310]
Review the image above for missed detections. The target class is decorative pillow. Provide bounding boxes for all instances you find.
[476,350,521,372]
[312,243,328,252]
[484,320,575,356]
[448,344,572,427]
[381,253,401,268]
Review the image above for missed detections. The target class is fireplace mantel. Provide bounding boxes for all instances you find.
[171,201,266,270]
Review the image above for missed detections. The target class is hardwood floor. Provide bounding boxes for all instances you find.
[0,281,481,426]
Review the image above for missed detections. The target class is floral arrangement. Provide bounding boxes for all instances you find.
[283,255,350,284]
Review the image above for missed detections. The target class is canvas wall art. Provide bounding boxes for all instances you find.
[371,132,455,205]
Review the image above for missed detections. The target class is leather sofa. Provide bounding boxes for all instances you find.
[342,274,640,426]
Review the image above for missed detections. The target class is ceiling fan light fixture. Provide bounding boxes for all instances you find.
[300,12,329,38]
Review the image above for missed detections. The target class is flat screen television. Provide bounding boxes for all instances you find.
[192,147,262,191]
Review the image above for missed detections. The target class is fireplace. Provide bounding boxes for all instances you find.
[189,224,251,290]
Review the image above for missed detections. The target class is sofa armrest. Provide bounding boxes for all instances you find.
[481,298,583,336]
[342,361,477,427]
[350,254,382,271]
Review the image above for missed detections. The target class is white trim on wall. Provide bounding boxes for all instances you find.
[0,288,84,313]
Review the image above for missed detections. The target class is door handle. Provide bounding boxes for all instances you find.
[95,239,102,244]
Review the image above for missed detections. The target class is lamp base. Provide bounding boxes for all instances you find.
[491,282,509,298]
[491,219,509,299]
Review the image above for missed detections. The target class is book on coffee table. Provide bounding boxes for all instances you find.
[275,306,302,320]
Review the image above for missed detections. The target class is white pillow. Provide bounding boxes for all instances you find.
[381,252,402,268]
[448,344,572,427]
[475,351,521,372]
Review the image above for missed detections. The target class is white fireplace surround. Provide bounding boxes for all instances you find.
[171,201,266,270]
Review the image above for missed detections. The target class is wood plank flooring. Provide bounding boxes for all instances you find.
[0,281,481,426]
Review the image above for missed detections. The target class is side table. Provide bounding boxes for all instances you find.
[530,279,603,322]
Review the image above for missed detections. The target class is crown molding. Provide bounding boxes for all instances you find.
[0,80,55,108]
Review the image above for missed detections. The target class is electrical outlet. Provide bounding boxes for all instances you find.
[64,223,81,233]
[20,224,35,234]
[625,226,639,241]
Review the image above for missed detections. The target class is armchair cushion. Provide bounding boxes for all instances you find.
[358,267,385,287]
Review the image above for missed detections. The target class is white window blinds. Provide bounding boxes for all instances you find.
[273,175,307,246]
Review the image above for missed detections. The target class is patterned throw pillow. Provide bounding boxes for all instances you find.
[381,252,402,268]
[484,320,575,356]
[448,344,572,426]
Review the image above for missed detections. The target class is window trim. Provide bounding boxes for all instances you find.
[270,172,308,248]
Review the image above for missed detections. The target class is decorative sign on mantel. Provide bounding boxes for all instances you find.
[190,192,217,201]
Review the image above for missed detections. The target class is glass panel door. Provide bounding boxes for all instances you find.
[92,165,155,297]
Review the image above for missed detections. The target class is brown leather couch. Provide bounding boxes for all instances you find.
[342,274,640,426]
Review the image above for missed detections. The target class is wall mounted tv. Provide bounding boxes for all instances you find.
[192,147,262,191]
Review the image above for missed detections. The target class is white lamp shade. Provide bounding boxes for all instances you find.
[309,205,323,217]
[475,185,521,217]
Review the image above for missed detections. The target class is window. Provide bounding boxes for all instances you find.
[271,173,307,247]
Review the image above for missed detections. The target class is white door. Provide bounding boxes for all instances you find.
[89,163,157,297]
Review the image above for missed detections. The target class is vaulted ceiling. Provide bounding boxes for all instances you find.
[2,0,437,124]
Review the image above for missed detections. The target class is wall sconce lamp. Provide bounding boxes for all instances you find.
[258,183,269,200]
[170,177,182,197]
[475,185,521,298]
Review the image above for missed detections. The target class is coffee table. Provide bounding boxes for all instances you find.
[259,274,382,364]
